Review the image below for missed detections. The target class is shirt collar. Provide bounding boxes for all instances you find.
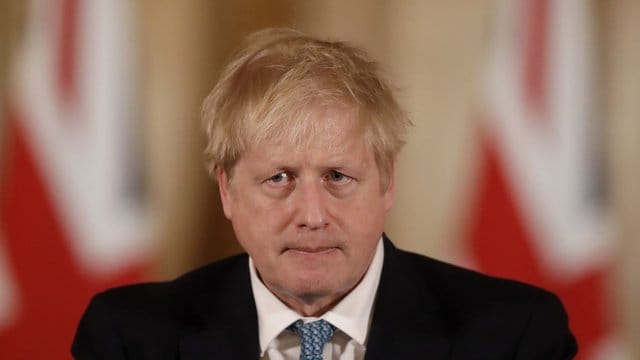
[249,237,385,355]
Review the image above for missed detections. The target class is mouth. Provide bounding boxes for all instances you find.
[284,246,339,255]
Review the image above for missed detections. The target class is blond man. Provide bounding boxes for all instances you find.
[73,28,576,360]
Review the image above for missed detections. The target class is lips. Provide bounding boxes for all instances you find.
[284,246,339,255]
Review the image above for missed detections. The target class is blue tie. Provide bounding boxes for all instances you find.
[289,319,336,360]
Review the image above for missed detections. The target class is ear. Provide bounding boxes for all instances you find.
[383,162,396,213]
[216,166,233,220]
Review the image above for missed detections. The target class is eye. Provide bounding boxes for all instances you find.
[325,170,351,184]
[266,171,292,185]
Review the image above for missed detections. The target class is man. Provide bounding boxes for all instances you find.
[72,28,577,359]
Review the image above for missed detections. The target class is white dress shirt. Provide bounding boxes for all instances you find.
[249,237,385,360]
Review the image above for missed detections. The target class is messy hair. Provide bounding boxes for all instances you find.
[202,28,411,189]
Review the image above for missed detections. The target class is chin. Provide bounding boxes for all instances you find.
[292,278,351,300]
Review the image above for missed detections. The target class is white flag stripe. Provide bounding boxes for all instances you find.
[11,0,151,276]
[484,0,610,279]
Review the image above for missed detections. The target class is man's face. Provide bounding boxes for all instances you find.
[217,106,394,314]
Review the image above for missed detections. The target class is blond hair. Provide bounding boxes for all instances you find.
[202,28,411,189]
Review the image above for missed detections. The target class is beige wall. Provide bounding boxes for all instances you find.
[374,1,490,261]
[605,1,640,356]
[0,0,24,170]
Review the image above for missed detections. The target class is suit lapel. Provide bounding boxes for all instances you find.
[365,237,451,359]
[178,255,260,360]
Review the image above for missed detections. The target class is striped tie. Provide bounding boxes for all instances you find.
[289,319,336,360]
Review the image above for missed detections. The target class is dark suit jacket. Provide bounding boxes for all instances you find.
[72,237,577,359]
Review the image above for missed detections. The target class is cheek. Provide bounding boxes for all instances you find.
[333,194,387,235]
[356,189,388,218]
[233,193,294,240]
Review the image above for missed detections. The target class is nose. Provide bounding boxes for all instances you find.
[294,180,329,230]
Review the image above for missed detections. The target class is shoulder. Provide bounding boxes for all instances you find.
[91,252,248,308]
[72,253,249,358]
[384,243,577,357]
[390,244,560,311]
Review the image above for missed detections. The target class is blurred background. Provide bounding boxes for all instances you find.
[0,0,638,358]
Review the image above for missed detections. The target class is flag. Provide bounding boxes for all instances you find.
[466,0,622,358]
[0,0,154,357]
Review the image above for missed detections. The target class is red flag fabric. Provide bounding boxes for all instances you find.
[466,1,622,358]
[0,0,153,357]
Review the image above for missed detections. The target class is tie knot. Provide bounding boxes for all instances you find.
[289,319,335,360]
